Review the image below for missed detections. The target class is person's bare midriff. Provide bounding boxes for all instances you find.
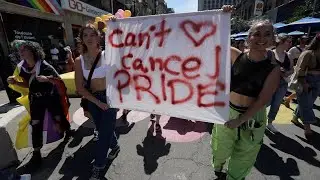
[230,92,256,108]
[90,78,107,92]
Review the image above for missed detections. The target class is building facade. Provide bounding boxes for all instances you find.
[198,0,235,11]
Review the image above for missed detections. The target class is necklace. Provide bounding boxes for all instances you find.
[84,54,95,66]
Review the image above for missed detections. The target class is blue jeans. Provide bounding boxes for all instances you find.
[294,74,320,124]
[88,90,118,168]
[268,78,288,122]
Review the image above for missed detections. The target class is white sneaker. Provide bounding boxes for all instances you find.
[267,123,279,133]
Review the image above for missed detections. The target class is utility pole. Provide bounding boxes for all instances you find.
[111,0,114,14]
[153,0,157,15]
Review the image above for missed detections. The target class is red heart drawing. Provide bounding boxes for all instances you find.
[180,20,217,47]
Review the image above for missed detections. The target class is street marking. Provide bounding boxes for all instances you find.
[72,108,207,143]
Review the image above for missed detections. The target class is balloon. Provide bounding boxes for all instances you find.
[93,22,98,29]
[101,14,110,21]
[115,12,124,18]
[117,9,124,17]
[117,9,124,14]
[95,17,102,22]
[124,10,132,17]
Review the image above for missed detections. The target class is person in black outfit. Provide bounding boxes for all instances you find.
[7,41,71,167]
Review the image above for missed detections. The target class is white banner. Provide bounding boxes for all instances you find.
[60,0,109,17]
[105,11,230,124]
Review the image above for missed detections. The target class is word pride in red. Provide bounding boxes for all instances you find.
[109,19,225,108]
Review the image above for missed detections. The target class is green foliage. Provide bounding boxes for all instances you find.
[286,0,316,23]
[231,16,250,33]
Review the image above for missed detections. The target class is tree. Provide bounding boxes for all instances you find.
[231,16,250,34]
[286,0,318,23]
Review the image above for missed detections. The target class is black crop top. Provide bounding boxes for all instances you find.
[231,53,277,98]
[276,53,290,71]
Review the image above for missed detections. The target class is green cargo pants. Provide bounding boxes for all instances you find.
[211,106,267,180]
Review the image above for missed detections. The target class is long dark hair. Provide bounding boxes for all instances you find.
[306,34,320,51]
[78,23,100,53]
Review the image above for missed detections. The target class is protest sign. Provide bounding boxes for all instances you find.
[105,10,230,124]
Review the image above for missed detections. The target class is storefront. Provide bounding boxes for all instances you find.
[1,12,64,59]
[0,0,64,102]
[60,0,110,46]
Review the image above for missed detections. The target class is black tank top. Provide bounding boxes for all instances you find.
[276,53,290,71]
[231,52,277,98]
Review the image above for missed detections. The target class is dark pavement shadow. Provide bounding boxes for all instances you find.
[265,131,320,168]
[68,119,95,148]
[313,104,320,111]
[59,140,94,180]
[0,102,20,113]
[17,140,69,180]
[114,111,135,138]
[115,122,135,137]
[136,121,171,175]
[207,123,214,134]
[59,139,112,180]
[163,117,208,135]
[255,144,299,180]
[296,130,320,152]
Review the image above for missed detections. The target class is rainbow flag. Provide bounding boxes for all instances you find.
[17,0,63,15]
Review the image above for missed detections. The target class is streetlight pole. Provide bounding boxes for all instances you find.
[111,0,114,14]
[154,0,157,15]
[133,0,136,16]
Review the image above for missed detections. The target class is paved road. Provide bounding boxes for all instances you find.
[15,98,320,180]
[0,90,9,105]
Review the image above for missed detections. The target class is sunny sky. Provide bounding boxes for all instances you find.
[165,0,198,13]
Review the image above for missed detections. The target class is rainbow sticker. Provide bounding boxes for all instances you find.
[17,0,64,15]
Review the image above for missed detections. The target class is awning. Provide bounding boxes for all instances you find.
[273,22,287,29]
[288,31,305,36]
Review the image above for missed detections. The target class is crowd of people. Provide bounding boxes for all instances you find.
[4,4,320,180]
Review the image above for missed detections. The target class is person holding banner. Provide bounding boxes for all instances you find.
[74,24,120,179]
[212,5,281,180]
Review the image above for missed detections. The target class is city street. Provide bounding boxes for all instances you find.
[0,0,319,179]
[11,97,320,180]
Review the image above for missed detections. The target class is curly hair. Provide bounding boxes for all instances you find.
[78,23,100,53]
[10,40,26,53]
[20,41,45,61]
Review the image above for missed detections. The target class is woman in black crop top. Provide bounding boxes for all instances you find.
[212,6,281,180]
[291,34,320,140]
[267,34,293,133]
